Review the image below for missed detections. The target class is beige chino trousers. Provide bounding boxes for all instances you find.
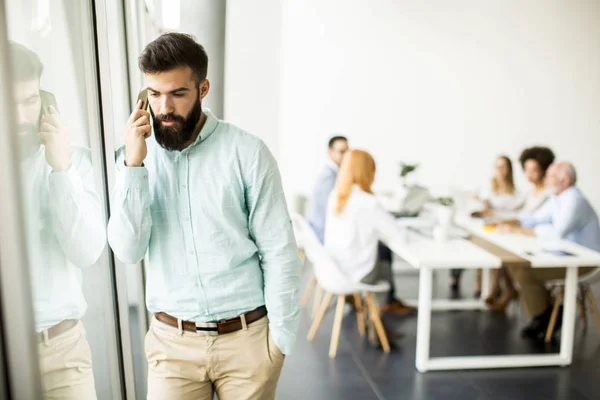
[145,315,285,400]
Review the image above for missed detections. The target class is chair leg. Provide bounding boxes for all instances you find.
[298,249,306,265]
[353,293,366,337]
[312,285,323,319]
[361,294,376,344]
[364,293,390,353]
[586,286,600,335]
[545,287,564,343]
[308,292,333,341]
[578,284,588,331]
[301,274,316,308]
[329,295,346,358]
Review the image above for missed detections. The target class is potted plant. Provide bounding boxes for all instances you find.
[399,162,419,187]
[436,196,455,227]
[393,162,418,202]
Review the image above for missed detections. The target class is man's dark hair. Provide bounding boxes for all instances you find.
[519,146,555,176]
[328,135,347,149]
[9,42,44,82]
[139,33,208,84]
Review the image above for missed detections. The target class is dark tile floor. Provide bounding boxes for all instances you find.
[277,268,600,400]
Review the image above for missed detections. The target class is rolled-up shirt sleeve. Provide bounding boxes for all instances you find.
[107,149,153,264]
[520,198,553,229]
[533,193,581,241]
[48,148,106,267]
[244,143,302,355]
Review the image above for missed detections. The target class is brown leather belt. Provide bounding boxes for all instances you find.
[155,306,267,335]
[38,319,79,343]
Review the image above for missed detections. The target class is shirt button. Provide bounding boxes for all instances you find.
[189,250,194,255]
[185,217,190,222]
[182,184,187,189]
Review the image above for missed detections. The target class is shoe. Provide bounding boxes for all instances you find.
[521,317,546,339]
[380,299,417,316]
[490,291,519,312]
[483,287,501,304]
[521,306,559,339]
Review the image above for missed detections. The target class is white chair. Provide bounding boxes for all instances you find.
[545,268,600,343]
[290,212,320,318]
[290,213,391,358]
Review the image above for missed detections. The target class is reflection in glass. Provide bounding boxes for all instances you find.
[10,42,106,399]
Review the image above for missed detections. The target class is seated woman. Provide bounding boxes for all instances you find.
[486,146,554,311]
[475,155,525,217]
[324,149,412,313]
[519,146,555,215]
[451,155,524,299]
[485,147,556,310]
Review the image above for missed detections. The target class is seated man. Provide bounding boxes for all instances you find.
[498,162,599,339]
[306,135,348,243]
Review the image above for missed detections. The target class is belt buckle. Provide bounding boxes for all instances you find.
[195,321,219,336]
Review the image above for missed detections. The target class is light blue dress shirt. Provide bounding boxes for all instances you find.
[306,162,338,243]
[23,146,106,331]
[520,186,600,252]
[107,110,302,354]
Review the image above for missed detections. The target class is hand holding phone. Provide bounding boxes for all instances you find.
[137,87,149,111]
[124,88,151,167]
[39,105,71,172]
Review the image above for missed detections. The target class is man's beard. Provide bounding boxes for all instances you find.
[548,184,561,195]
[17,122,40,160]
[152,98,202,151]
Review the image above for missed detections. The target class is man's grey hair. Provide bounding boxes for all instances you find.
[557,161,577,186]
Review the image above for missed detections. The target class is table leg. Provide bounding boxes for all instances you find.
[481,268,491,300]
[559,266,578,365]
[416,267,433,372]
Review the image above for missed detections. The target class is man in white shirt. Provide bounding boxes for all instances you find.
[11,42,106,398]
[499,162,598,339]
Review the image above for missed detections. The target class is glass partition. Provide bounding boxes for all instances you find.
[3,0,125,398]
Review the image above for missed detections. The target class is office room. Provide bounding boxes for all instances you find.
[0,0,599,399]
[225,1,600,399]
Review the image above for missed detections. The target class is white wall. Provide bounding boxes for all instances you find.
[179,0,226,117]
[227,0,600,212]
[224,0,283,157]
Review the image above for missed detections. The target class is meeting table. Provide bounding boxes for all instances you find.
[393,214,600,373]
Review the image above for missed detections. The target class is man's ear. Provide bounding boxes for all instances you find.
[199,79,210,100]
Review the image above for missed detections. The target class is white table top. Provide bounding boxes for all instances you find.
[456,215,600,268]
[394,219,501,270]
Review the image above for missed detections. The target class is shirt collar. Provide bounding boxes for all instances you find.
[557,185,577,199]
[326,159,339,172]
[185,108,219,150]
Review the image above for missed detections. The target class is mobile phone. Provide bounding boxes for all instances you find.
[39,90,59,116]
[542,249,576,257]
[137,88,149,110]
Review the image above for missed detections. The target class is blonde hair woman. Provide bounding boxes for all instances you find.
[325,150,415,315]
